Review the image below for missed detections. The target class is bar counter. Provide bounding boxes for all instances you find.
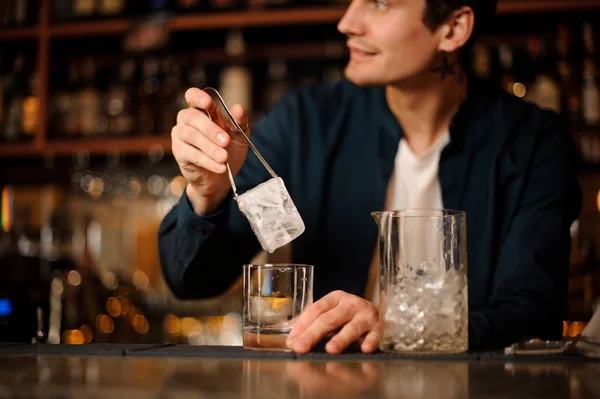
[0,344,599,398]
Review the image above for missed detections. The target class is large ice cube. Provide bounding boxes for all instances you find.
[237,177,305,253]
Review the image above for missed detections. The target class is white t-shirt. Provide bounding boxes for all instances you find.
[385,132,450,211]
[370,132,450,303]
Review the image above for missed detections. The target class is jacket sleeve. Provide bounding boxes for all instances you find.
[469,112,582,350]
[158,93,297,299]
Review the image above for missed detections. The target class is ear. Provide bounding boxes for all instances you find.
[437,6,475,53]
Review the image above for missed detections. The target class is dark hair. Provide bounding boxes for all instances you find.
[423,0,498,41]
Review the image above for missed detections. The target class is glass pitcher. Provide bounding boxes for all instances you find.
[371,210,468,354]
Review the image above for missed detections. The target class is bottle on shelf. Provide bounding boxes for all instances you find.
[78,57,104,138]
[525,37,561,114]
[105,60,136,137]
[209,0,241,12]
[219,29,253,114]
[555,24,583,130]
[53,0,73,22]
[13,0,29,27]
[97,0,127,18]
[497,43,523,98]
[246,0,293,10]
[138,58,161,136]
[0,58,4,134]
[149,0,172,13]
[471,42,491,82]
[63,60,82,138]
[175,0,202,11]
[263,58,291,111]
[581,21,600,129]
[21,71,39,138]
[158,57,182,137]
[2,54,28,142]
[0,0,33,27]
[72,0,96,19]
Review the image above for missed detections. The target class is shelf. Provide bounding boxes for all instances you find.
[0,142,41,156]
[170,7,344,32]
[45,2,600,39]
[498,0,600,14]
[0,27,39,41]
[49,19,130,38]
[44,136,172,156]
[47,7,344,38]
[5,1,600,41]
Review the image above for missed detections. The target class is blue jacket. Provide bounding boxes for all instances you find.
[159,79,582,350]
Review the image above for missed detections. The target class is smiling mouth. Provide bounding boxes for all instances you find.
[348,47,377,60]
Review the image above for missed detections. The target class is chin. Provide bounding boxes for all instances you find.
[344,68,388,87]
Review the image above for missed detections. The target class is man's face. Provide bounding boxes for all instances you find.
[338,0,444,86]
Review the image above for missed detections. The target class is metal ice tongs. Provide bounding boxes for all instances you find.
[201,87,277,200]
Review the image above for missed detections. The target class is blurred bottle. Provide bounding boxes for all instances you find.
[149,0,172,12]
[581,22,600,129]
[219,29,253,113]
[14,0,29,26]
[21,71,39,138]
[246,0,292,10]
[78,57,104,137]
[0,0,33,27]
[0,58,4,134]
[176,53,205,113]
[64,60,82,137]
[106,60,136,137]
[176,0,202,11]
[53,0,73,22]
[138,58,161,136]
[263,59,291,111]
[158,57,182,137]
[2,54,27,142]
[471,42,491,82]
[556,24,583,130]
[525,38,561,113]
[72,0,96,19]
[209,0,240,11]
[97,0,127,17]
[498,43,523,98]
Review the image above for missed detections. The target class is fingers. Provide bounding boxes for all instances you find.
[360,331,379,354]
[185,88,227,127]
[177,108,231,148]
[287,291,343,342]
[227,104,251,137]
[325,316,374,354]
[173,140,227,175]
[289,307,353,354]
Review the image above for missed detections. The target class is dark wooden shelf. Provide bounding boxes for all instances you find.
[4,1,600,42]
[2,0,600,158]
[0,142,41,156]
[498,0,600,14]
[44,136,172,156]
[47,7,344,38]
[170,7,344,32]
[0,27,39,41]
[50,19,130,38]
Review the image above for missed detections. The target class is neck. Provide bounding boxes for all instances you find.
[385,53,467,155]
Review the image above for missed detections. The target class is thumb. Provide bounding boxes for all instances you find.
[228,104,251,138]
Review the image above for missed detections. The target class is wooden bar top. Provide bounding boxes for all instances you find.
[0,344,599,398]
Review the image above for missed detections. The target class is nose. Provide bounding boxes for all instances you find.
[337,0,366,37]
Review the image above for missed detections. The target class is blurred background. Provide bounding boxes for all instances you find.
[0,0,599,346]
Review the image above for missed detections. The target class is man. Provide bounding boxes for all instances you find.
[159,0,582,354]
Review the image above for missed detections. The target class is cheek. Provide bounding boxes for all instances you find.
[375,23,438,73]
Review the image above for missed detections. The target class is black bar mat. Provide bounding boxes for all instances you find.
[124,345,295,359]
[480,351,600,363]
[0,343,160,356]
[295,349,482,361]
